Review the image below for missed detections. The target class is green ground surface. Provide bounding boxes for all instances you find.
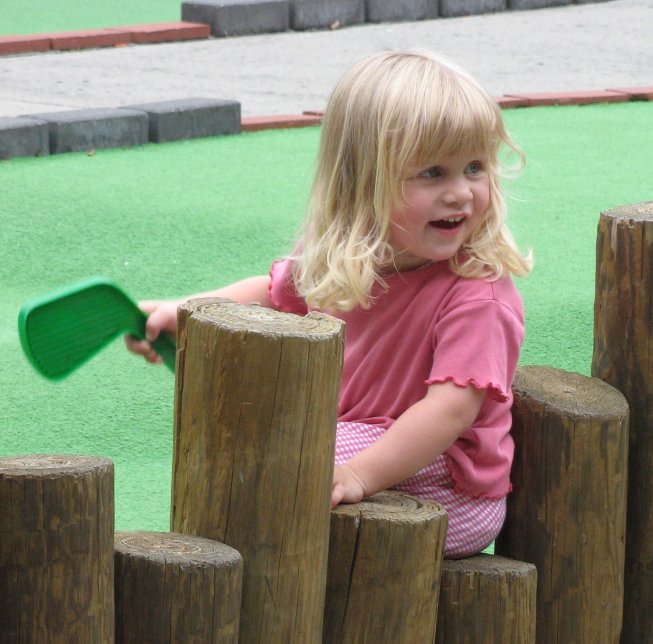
[2,101,652,532]
[0,0,182,36]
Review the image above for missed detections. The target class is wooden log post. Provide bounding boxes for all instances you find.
[434,554,537,644]
[495,366,628,643]
[592,202,653,643]
[171,298,344,643]
[0,454,114,643]
[324,490,447,643]
[114,531,242,643]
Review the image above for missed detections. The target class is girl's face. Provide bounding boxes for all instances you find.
[388,153,490,271]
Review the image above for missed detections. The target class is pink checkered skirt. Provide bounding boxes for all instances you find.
[335,421,507,559]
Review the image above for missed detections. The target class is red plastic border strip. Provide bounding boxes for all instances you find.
[0,22,209,55]
[502,90,630,106]
[241,113,324,132]
[242,89,653,131]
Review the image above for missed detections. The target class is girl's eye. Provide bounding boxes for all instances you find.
[465,161,484,175]
[418,166,443,179]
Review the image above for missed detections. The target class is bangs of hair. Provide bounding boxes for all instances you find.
[388,54,505,178]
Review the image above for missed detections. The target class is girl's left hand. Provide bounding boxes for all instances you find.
[331,463,366,508]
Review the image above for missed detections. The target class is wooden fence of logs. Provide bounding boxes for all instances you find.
[1,201,650,642]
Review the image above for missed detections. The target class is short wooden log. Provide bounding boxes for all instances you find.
[114,531,242,643]
[495,366,628,643]
[0,454,114,643]
[171,298,344,643]
[434,554,537,644]
[324,490,447,643]
[592,202,653,643]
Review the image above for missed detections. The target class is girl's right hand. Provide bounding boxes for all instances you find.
[124,276,272,365]
[124,300,180,365]
[331,463,366,508]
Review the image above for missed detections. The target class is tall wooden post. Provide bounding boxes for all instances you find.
[495,366,628,643]
[324,491,447,644]
[0,454,114,643]
[592,202,653,642]
[171,298,344,643]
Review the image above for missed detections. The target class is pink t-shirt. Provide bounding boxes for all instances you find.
[268,258,524,499]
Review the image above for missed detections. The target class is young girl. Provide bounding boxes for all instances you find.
[126,49,531,558]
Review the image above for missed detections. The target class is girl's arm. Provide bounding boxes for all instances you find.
[125,275,272,364]
[331,381,486,507]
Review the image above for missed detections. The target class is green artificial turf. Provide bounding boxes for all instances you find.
[1,101,652,532]
[0,0,182,36]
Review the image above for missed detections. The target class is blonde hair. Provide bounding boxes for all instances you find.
[294,49,532,311]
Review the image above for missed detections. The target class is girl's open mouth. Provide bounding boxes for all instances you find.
[430,216,465,230]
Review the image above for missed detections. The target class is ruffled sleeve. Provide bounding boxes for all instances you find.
[425,279,524,498]
[268,258,308,315]
[426,283,524,402]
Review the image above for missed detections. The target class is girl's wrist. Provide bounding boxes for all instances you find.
[340,462,368,497]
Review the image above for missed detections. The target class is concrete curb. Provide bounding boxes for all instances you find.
[441,0,506,18]
[23,108,150,154]
[363,0,438,23]
[0,117,50,159]
[1,87,650,160]
[0,99,241,159]
[509,0,572,8]
[122,98,241,142]
[0,0,618,54]
[179,0,615,36]
[181,1,291,37]
[290,0,366,30]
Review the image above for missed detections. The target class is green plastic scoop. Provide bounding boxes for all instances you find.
[18,277,176,380]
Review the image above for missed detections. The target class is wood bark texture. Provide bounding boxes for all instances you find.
[324,490,447,644]
[171,298,344,644]
[592,202,653,643]
[495,366,628,644]
[114,531,242,643]
[434,554,537,644]
[0,454,114,643]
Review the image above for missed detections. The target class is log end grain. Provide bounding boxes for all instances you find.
[114,530,243,567]
[178,297,344,341]
[600,201,653,222]
[0,453,114,477]
[513,365,629,420]
[331,488,448,524]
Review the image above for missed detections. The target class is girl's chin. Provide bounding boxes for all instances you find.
[385,254,434,272]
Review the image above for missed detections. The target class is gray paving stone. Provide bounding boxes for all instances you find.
[290,0,365,30]
[366,0,438,23]
[440,0,506,17]
[181,0,290,37]
[122,98,241,142]
[0,117,49,159]
[508,0,571,9]
[23,108,148,154]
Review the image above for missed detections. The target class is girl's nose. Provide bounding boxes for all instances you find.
[442,176,473,204]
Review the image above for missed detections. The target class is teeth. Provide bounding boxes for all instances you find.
[443,216,464,223]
